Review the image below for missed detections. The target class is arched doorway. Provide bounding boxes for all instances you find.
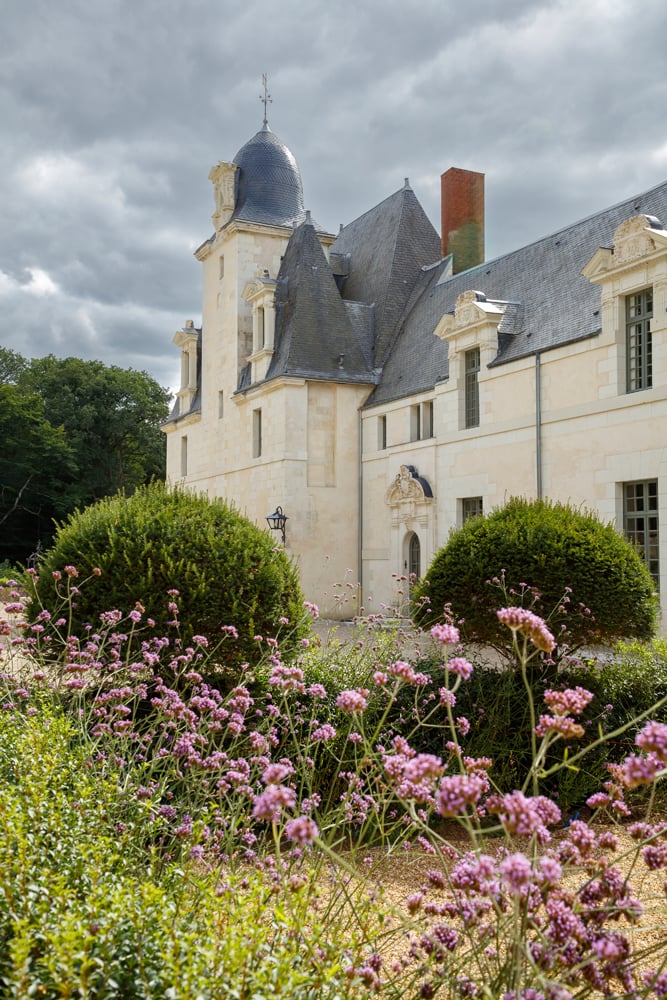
[406,531,421,583]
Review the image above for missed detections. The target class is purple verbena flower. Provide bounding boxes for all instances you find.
[497,607,555,653]
[636,721,667,763]
[447,657,473,680]
[336,689,368,714]
[430,623,460,645]
[284,816,319,845]
[252,785,297,822]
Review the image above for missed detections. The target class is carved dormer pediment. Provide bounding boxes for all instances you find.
[209,161,238,231]
[385,465,433,525]
[582,213,667,282]
[242,271,277,303]
[434,290,514,360]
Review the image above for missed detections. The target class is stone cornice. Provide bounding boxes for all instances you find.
[195,219,337,262]
[161,409,201,433]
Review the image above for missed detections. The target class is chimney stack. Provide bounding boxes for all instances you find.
[441,167,485,274]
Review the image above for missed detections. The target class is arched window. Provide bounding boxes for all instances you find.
[407,532,421,583]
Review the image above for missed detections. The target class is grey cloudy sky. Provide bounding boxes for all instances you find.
[2,0,666,391]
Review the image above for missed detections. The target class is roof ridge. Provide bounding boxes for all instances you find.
[339,184,412,234]
[464,176,667,277]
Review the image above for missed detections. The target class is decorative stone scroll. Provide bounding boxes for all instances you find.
[613,215,663,264]
[209,161,238,230]
[385,465,433,527]
[434,290,507,346]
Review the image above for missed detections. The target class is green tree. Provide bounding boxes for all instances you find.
[0,348,171,564]
[0,383,76,563]
[413,497,657,652]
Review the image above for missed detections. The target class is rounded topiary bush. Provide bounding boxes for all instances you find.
[28,482,308,674]
[413,497,657,649]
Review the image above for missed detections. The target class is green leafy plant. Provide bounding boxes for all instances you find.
[27,482,308,679]
[413,497,657,650]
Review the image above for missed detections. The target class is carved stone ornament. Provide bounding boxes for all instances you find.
[208,161,238,230]
[454,290,487,329]
[613,215,658,264]
[385,466,433,525]
[435,290,506,343]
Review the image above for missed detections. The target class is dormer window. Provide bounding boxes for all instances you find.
[626,288,653,392]
[172,321,200,418]
[243,273,277,383]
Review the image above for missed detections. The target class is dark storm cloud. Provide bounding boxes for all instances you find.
[1,0,666,390]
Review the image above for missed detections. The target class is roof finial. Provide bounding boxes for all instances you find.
[259,73,272,127]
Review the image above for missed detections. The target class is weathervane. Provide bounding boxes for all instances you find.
[259,73,272,126]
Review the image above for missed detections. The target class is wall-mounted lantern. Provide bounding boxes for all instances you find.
[266,505,288,544]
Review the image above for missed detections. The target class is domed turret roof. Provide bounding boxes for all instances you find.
[231,124,307,228]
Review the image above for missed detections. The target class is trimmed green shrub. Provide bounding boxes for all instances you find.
[413,497,657,649]
[27,482,308,676]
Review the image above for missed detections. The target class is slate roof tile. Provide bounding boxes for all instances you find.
[369,178,667,407]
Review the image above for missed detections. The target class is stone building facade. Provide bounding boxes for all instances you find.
[164,117,667,622]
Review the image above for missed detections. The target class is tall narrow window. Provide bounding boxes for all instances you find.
[219,255,225,279]
[410,405,421,442]
[464,347,480,428]
[407,532,421,581]
[218,390,224,419]
[257,307,265,349]
[378,414,387,450]
[626,288,653,392]
[422,400,434,438]
[252,409,262,458]
[180,436,188,477]
[623,480,659,587]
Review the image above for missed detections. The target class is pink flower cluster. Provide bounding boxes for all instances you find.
[446,657,473,680]
[383,749,445,803]
[387,660,430,685]
[336,688,369,714]
[496,607,555,653]
[544,687,593,716]
[430,623,460,646]
[486,790,561,843]
[636,721,667,762]
[434,772,488,818]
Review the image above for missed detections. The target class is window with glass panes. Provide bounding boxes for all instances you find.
[462,496,483,523]
[626,288,653,392]
[623,480,659,587]
[465,347,480,428]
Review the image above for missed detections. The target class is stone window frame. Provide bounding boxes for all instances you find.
[626,287,653,393]
[252,408,262,458]
[464,347,480,428]
[461,496,483,524]
[623,479,659,588]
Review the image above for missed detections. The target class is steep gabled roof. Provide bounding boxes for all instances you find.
[369,178,667,406]
[330,182,442,366]
[266,220,376,385]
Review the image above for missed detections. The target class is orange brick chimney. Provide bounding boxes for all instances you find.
[441,167,485,274]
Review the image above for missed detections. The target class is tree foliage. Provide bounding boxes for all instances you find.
[413,497,657,649]
[0,348,170,564]
[28,482,309,680]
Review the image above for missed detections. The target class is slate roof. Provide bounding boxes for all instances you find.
[231,124,318,230]
[368,178,667,407]
[329,182,443,367]
[264,219,376,385]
